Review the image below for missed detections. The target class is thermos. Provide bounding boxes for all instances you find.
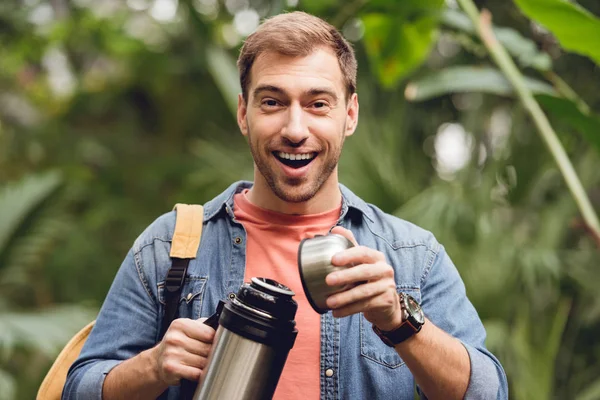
[193,277,298,400]
[298,233,356,313]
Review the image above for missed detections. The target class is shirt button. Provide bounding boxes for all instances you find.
[234,237,242,244]
[186,293,193,302]
[325,369,334,377]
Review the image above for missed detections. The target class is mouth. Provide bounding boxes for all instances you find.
[273,151,317,169]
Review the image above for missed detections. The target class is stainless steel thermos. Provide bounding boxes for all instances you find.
[298,233,355,313]
[193,277,298,400]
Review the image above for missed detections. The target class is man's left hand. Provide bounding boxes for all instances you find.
[325,226,403,331]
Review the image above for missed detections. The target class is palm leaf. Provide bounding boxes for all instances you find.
[0,171,62,256]
[577,378,600,400]
[0,305,97,361]
[0,368,16,400]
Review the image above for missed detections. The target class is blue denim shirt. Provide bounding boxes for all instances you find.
[64,181,508,399]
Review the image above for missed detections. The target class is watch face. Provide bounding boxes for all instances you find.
[405,295,425,324]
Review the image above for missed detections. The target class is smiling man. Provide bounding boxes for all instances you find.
[64,11,508,400]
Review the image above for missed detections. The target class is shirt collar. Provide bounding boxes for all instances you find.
[203,180,374,223]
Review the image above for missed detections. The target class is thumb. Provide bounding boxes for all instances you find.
[330,226,358,246]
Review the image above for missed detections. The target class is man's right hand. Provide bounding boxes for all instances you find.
[153,317,216,386]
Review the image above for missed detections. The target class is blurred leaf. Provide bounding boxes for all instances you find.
[536,94,600,154]
[405,66,556,101]
[577,378,600,400]
[299,0,339,15]
[441,9,552,71]
[0,305,97,361]
[362,8,442,88]
[187,138,253,195]
[0,369,15,400]
[514,0,600,65]
[0,172,62,255]
[205,45,241,118]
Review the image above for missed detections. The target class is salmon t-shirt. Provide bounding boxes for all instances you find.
[233,189,341,399]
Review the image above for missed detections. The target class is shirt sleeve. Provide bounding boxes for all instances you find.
[62,247,161,400]
[419,244,509,400]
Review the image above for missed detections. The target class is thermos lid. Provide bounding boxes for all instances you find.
[236,277,298,323]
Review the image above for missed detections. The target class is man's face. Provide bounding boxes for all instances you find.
[237,47,359,203]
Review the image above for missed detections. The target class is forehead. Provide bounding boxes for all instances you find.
[248,48,345,97]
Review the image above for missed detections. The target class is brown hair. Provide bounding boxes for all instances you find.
[237,11,357,102]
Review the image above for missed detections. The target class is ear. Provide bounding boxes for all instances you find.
[345,93,359,137]
[237,93,248,137]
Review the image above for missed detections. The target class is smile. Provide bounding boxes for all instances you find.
[274,151,317,168]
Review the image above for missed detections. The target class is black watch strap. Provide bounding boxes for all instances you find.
[372,320,423,347]
[372,293,424,347]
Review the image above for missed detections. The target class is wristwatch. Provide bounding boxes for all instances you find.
[372,293,425,347]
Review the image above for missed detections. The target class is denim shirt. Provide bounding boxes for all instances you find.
[64,181,508,400]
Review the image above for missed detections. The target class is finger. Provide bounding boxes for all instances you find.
[160,357,203,385]
[330,289,400,320]
[330,294,390,319]
[179,351,210,370]
[174,364,203,383]
[330,226,358,246]
[331,246,385,267]
[326,279,395,310]
[163,322,214,357]
[171,318,216,343]
[326,262,393,287]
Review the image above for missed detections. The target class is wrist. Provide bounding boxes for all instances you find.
[374,308,405,332]
[145,345,166,388]
[372,293,425,347]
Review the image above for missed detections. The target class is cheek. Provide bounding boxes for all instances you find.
[251,112,286,133]
[309,116,345,142]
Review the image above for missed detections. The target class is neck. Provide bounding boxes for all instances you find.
[247,169,342,215]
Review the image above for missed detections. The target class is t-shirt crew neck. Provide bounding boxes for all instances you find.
[233,189,341,399]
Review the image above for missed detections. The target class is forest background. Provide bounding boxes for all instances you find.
[1,0,599,398]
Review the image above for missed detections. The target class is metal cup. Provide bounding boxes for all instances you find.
[298,233,355,314]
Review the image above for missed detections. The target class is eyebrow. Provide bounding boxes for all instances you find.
[252,85,339,103]
[253,85,285,98]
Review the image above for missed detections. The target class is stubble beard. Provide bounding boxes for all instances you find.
[247,126,345,204]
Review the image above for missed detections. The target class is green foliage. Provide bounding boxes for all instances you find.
[441,9,552,71]
[358,0,445,88]
[362,9,441,88]
[0,171,96,399]
[577,379,600,400]
[537,95,600,154]
[513,0,600,65]
[0,306,96,361]
[0,172,62,254]
[0,369,16,400]
[1,0,599,399]
[405,65,556,101]
[206,45,241,117]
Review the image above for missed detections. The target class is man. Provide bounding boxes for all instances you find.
[64,11,508,400]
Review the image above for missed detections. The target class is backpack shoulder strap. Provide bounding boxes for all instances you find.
[37,204,205,400]
[160,203,204,339]
[36,321,95,400]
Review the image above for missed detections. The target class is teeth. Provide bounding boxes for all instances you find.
[277,152,315,161]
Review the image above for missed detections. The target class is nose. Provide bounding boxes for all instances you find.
[281,103,309,145]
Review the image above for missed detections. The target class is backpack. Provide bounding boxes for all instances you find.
[36,203,204,400]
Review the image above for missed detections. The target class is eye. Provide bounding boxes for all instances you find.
[262,99,279,107]
[311,101,330,111]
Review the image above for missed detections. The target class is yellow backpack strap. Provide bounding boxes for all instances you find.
[36,321,95,400]
[36,204,205,400]
[170,203,204,259]
[160,203,204,339]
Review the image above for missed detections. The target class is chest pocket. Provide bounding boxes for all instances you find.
[360,287,421,368]
[158,276,208,320]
